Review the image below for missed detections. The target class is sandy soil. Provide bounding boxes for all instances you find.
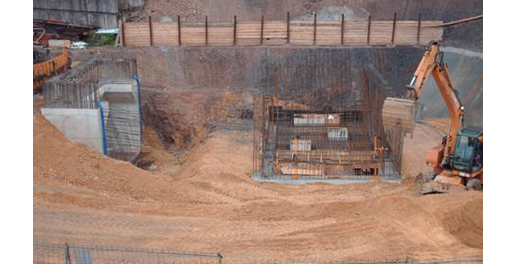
[33,112,482,263]
[401,120,447,180]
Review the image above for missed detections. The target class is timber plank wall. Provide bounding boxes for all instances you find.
[122,15,443,47]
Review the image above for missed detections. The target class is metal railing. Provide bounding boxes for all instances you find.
[33,242,482,264]
[33,242,223,264]
[244,257,483,264]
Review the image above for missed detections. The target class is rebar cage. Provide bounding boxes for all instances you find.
[43,58,138,109]
[253,67,403,182]
[42,58,141,162]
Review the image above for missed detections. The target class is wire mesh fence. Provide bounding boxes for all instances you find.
[414,258,483,264]
[241,257,483,264]
[33,242,481,264]
[33,242,223,264]
[34,242,67,264]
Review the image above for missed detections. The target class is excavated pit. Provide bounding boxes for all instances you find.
[72,45,482,177]
[31,44,484,262]
[34,0,483,261]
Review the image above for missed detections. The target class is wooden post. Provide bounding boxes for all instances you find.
[121,19,126,46]
[417,13,422,45]
[367,15,371,45]
[205,15,208,46]
[286,12,290,44]
[233,15,237,46]
[64,243,71,264]
[274,69,280,100]
[314,59,318,91]
[375,85,378,132]
[374,136,378,176]
[391,12,397,45]
[177,15,181,46]
[284,61,288,95]
[260,15,264,45]
[341,14,345,45]
[148,16,153,47]
[313,12,317,45]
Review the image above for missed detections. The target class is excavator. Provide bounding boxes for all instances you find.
[382,41,483,194]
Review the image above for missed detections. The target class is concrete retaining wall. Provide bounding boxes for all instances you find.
[41,108,104,153]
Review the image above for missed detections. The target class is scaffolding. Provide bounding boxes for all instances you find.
[253,67,403,182]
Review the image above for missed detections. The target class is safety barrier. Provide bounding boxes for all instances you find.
[33,242,223,264]
[33,241,482,264]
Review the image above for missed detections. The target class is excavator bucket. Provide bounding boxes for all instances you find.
[419,174,467,195]
[382,97,417,133]
[420,180,467,194]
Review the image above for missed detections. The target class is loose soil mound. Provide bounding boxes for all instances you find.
[33,115,175,203]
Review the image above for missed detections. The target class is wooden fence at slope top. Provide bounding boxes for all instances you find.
[122,15,443,47]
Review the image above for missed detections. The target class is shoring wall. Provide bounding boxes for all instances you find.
[122,16,443,47]
[88,46,423,95]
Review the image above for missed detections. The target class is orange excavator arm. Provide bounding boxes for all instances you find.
[406,42,464,157]
[406,42,441,101]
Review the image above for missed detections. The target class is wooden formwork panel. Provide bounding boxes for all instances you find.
[151,22,179,46]
[181,24,206,46]
[208,25,234,46]
[236,21,263,45]
[124,23,151,47]
[262,21,288,45]
[289,21,315,45]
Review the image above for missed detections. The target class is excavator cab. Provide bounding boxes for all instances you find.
[451,127,483,174]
